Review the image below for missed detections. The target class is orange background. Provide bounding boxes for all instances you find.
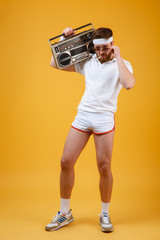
[0,0,160,239]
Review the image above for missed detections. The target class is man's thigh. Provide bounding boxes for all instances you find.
[62,127,91,165]
[94,130,115,166]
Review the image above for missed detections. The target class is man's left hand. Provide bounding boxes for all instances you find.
[111,45,121,59]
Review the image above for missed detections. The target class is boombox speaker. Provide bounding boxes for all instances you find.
[48,23,95,69]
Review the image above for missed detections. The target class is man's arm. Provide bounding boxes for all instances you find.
[116,57,135,90]
[111,45,136,90]
[50,27,76,72]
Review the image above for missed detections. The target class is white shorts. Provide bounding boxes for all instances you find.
[71,110,115,135]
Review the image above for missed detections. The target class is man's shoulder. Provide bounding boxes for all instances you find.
[83,54,95,64]
[84,54,98,66]
[74,55,93,71]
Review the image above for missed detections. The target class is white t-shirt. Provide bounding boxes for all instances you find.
[74,54,133,113]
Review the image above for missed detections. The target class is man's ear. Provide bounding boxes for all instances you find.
[111,41,114,46]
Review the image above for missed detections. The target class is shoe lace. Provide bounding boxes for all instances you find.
[99,213,110,224]
[51,211,62,223]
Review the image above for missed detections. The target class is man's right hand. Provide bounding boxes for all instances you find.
[63,27,76,37]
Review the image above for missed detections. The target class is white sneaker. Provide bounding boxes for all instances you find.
[99,212,114,232]
[45,209,74,231]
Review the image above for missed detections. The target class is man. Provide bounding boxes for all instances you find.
[45,26,135,232]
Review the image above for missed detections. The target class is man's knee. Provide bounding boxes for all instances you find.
[97,159,112,177]
[61,155,74,171]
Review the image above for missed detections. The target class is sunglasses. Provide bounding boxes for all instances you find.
[94,46,111,51]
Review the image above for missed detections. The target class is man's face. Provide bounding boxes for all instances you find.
[94,42,114,63]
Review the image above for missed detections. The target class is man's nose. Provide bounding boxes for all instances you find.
[100,48,104,54]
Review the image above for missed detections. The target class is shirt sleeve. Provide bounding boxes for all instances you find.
[123,60,133,74]
[74,59,88,76]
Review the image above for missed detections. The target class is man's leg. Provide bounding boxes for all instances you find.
[94,130,115,232]
[60,127,91,199]
[45,127,91,231]
[94,130,114,203]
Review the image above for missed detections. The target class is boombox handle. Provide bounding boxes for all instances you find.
[48,23,94,46]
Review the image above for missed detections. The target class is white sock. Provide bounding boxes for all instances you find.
[101,202,110,215]
[60,198,70,214]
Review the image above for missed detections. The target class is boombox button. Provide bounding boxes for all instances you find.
[87,33,92,38]
[54,46,59,53]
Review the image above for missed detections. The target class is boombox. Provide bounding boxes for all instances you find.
[48,23,95,69]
